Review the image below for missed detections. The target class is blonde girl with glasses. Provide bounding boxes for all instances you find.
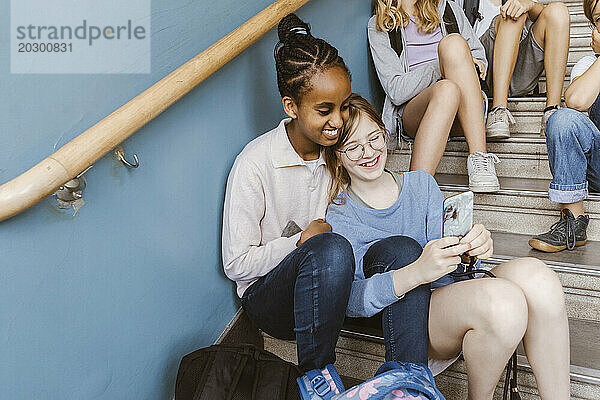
[324,93,570,400]
[370,0,500,193]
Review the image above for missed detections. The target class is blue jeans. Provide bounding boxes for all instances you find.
[241,232,355,372]
[362,236,431,365]
[545,94,600,204]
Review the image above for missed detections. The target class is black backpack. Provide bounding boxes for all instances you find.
[175,344,302,400]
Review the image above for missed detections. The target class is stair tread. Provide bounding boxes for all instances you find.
[490,231,600,272]
[435,173,600,201]
[341,375,362,389]
[341,318,600,376]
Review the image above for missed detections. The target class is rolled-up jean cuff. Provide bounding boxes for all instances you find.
[548,184,588,203]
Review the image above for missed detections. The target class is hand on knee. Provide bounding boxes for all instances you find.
[496,12,527,33]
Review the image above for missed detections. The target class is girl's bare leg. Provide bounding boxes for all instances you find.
[402,80,460,175]
[437,34,487,154]
[492,257,570,400]
[429,278,528,400]
[491,14,528,109]
[531,2,570,108]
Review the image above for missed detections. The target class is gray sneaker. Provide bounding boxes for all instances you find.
[467,151,500,192]
[540,105,559,137]
[486,106,515,140]
[529,209,589,252]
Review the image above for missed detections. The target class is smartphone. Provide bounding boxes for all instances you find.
[442,191,474,238]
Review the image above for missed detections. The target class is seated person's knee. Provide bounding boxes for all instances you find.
[438,33,470,58]
[309,232,355,275]
[473,279,528,345]
[546,108,584,140]
[431,80,461,104]
[364,236,422,277]
[541,2,569,25]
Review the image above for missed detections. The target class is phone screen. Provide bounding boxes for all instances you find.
[442,191,474,237]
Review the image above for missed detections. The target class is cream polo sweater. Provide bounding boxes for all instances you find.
[222,119,330,297]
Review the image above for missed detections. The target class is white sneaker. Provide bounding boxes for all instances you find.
[540,105,559,137]
[486,106,515,140]
[467,151,500,193]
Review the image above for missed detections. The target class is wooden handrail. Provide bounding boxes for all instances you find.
[0,0,310,222]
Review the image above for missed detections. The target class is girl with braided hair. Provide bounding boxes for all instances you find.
[222,14,357,393]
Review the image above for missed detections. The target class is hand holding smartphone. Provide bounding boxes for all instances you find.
[443,191,474,239]
[443,191,494,260]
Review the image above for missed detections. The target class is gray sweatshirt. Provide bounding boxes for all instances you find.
[368,0,488,142]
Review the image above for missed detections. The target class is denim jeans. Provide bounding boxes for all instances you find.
[241,232,355,372]
[362,236,431,365]
[545,94,600,204]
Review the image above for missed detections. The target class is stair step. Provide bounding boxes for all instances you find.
[568,47,596,64]
[571,22,598,38]
[570,11,594,25]
[541,0,584,7]
[502,98,566,135]
[491,231,600,274]
[433,174,600,241]
[263,318,600,399]
[388,139,553,179]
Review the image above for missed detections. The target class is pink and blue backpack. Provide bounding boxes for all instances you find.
[297,361,446,400]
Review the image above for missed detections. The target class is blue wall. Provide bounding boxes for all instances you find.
[0,0,377,398]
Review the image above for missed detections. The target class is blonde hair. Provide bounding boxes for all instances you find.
[583,0,599,24]
[324,94,389,205]
[374,0,441,34]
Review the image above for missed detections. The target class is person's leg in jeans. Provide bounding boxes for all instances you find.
[529,107,600,251]
[241,232,355,371]
[588,93,600,193]
[362,236,431,364]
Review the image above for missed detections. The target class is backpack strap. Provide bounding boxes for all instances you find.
[462,0,483,26]
[298,365,344,400]
[388,28,403,59]
[443,2,459,35]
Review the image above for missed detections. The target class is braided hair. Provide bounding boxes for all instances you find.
[274,14,350,103]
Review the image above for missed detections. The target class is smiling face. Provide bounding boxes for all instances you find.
[338,113,388,184]
[283,66,352,158]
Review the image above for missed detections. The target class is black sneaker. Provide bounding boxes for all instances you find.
[529,209,589,252]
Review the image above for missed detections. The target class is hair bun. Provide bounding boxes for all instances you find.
[277,14,312,44]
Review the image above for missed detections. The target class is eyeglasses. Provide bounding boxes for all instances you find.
[337,131,387,161]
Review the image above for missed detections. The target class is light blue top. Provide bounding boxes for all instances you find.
[326,170,453,317]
